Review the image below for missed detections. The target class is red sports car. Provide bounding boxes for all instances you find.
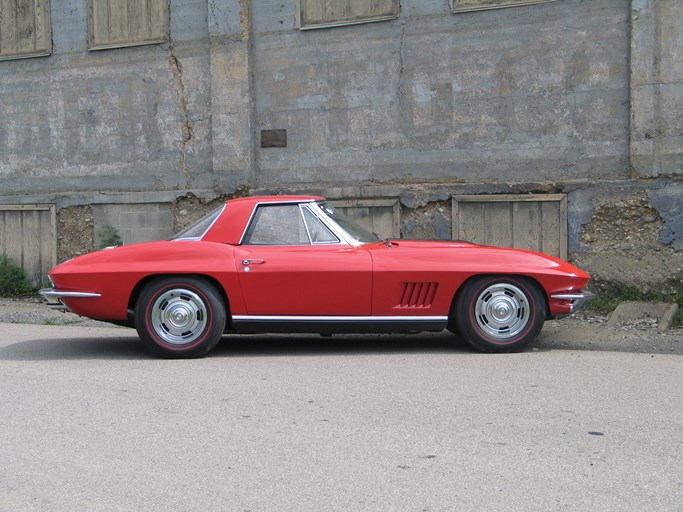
[40,195,593,358]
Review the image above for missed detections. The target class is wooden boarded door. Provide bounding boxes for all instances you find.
[0,205,57,288]
[452,194,567,259]
[327,199,401,239]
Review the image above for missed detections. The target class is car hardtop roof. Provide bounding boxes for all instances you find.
[225,195,324,207]
[201,195,325,244]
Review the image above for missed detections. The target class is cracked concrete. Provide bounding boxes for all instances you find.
[168,48,195,187]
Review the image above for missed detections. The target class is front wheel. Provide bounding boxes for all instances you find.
[454,276,545,353]
[135,276,226,358]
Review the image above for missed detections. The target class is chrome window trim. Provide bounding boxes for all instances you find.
[173,204,226,241]
[239,199,320,246]
[300,204,340,245]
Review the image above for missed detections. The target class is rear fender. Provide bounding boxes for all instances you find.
[128,274,232,325]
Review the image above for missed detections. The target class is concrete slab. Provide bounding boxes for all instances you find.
[607,301,679,332]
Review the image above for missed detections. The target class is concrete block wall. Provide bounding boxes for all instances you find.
[93,203,173,247]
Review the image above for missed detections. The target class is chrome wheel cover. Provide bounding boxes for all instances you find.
[474,283,530,341]
[151,288,208,345]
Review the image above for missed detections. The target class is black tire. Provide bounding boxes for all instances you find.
[134,276,226,358]
[454,275,545,353]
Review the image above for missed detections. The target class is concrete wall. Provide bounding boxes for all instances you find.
[0,0,682,288]
[250,0,630,187]
[0,0,214,196]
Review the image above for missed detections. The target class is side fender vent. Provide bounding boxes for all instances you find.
[398,282,438,308]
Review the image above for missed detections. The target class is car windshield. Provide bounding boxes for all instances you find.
[172,205,224,240]
[317,202,381,244]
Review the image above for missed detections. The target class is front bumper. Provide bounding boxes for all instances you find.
[550,291,595,315]
[39,288,102,312]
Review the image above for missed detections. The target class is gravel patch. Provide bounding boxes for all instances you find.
[0,296,119,328]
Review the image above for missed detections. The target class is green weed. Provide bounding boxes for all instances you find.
[97,225,122,249]
[585,276,683,326]
[0,255,34,297]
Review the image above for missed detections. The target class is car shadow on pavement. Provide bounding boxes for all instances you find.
[211,332,476,358]
[0,336,153,361]
[0,332,477,361]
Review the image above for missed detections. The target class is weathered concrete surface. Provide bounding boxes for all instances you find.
[252,0,630,186]
[0,322,681,511]
[607,301,679,332]
[0,0,636,196]
[630,0,683,178]
[648,184,683,251]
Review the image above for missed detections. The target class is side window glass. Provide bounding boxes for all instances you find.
[302,207,339,244]
[243,205,309,245]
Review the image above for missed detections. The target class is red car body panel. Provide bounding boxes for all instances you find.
[233,244,372,315]
[369,240,588,317]
[45,195,590,327]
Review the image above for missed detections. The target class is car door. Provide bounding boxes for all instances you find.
[233,203,372,315]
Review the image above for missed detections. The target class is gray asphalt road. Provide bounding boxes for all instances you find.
[0,323,681,512]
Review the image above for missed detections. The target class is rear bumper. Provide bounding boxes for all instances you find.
[550,291,595,315]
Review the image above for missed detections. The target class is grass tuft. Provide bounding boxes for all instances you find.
[585,276,683,326]
[0,255,34,297]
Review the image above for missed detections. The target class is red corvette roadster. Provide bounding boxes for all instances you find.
[40,195,593,358]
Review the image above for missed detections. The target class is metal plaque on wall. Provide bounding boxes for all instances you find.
[296,0,399,30]
[450,0,561,13]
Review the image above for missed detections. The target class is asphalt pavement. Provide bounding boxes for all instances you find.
[0,322,681,512]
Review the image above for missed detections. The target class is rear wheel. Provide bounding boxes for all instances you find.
[134,276,226,358]
[454,276,545,353]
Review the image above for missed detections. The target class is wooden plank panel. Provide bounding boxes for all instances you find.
[90,0,166,48]
[558,196,567,259]
[0,0,18,56]
[344,206,371,230]
[128,0,146,40]
[299,0,398,29]
[4,210,24,268]
[33,0,50,51]
[458,202,485,243]
[369,206,395,239]
[15,0,36,52]
[327,199,400,238]
[451,0,560,14]
[149,0,167,40]
[109,0,130,43]
[22,209,41,285]
[484,202,513,248]
[453,195,567,256]
[540,201,561,258]
[0,206,56,287]
[38,209,54,283]
[0,211,5,256]
[512,201,541,252]
[90,0,110,46]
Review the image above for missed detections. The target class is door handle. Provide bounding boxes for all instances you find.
[242,259,265,266]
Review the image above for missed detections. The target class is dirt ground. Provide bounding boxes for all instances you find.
[572,192,683,291]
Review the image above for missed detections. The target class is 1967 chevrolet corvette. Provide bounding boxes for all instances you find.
[40,195,593,358]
